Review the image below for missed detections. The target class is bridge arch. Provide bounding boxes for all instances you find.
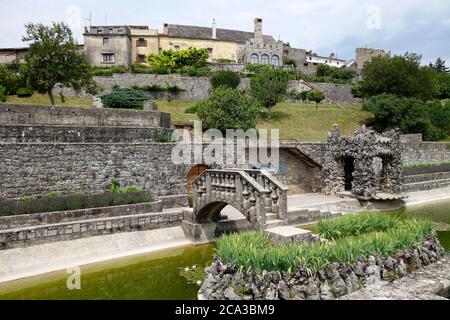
[189,169,288,229]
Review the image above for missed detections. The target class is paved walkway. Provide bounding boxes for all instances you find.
[404,186,450,206]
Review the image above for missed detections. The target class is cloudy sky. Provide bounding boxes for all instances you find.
[1,0,449,64]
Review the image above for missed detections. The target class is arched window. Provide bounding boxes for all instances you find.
[250,53,259,64]
[271,55,280,66]
[261,54,270,65]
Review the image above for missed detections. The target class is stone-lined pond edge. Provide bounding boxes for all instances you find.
[0,187,449,285]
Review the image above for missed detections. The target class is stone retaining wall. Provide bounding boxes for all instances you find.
[199,236,447,300]
[0,125,172,143]
[0,201,163,230]
[401,142,450,166]
[0,210,184,250]
[0,104,171,128]
[0,143,189,199]
[58,73,359,104]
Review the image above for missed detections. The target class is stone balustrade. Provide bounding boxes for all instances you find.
[191,169,288,229]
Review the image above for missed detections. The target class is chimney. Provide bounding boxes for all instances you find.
[163,23,169,35]
[212,19,217,39]
[254,18,263,44]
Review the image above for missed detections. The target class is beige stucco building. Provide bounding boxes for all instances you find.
[82,19,278,67]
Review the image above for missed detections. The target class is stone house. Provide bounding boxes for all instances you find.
[83,26,132,67]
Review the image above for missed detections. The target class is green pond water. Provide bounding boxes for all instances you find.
[0,199,449,300]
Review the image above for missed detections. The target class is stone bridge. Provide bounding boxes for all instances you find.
[183,169,288,235]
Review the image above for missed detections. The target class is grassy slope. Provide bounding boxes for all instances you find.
[157,100,373,142]
[3,93,93,108]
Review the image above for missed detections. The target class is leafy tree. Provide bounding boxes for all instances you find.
[148,48,209,73]
[0,85,6,102]
[429,57,449,73]
[363,94,449,141]
[307,90,326,110]
[22,22,98,105]
[210,71,241,89]
[316,64,333,77]
[316,64,356,81]
[250,66,289,118]
[361,54,434,100]
[429,68,450,99]
[351,81,365,98]
[101,88,148,109]
[197,87,261,133]
[0,64,27,95]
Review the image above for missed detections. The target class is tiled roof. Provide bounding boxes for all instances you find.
[166,24,276,44]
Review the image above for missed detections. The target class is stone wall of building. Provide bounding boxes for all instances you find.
[0,104,171,128]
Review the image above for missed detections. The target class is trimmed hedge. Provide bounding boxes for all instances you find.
[0,191,154,217]
[210,71,241,89]
[16,87,33,97]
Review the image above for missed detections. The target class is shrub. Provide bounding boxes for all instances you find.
[16,87,33,97]
[182,66,210,77]
[197,87,261,133]
[148,48,209,73]
[210,71,241,89]
[0,63,24,95]
[0,85,6,102]
[0,190,154,216]
[363,94,450,141]
[215,59,234,64]
[157,133,173,142]
[250,66,289,117]
[101,88,148,110]
[351,81,364,98]
[216,216,433,272]
[283,57,297,68]
[185,105,199,114]
[92,66,128,76]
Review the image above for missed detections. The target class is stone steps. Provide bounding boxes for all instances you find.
[404,171,450,184]
[287,208,342,225]
[403,178,450,192]
[265,219,287,228]
[265,213,279,222]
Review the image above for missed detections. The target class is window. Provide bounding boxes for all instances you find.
[102,53,115,63]
[174,45,180,50]
[250,53,259,64]
[137,54,146,63]
[103,37,109,46]
[271,55,280,66]
[137,38,147,47]
[261,54,270,65]
[97,29,103,34]
[207,48,213,55]
[303,63,309,67]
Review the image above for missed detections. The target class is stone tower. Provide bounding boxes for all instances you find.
[254,18,264,44]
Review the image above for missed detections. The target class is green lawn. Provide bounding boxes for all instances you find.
[3,93,93,108]
[156,100,373,142]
